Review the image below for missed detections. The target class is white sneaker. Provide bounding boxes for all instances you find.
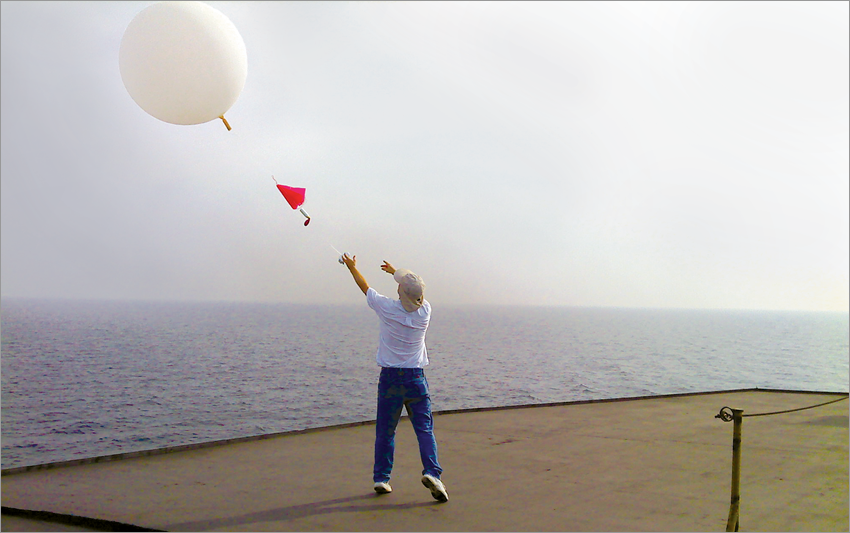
[373,481,392,494]
[421,474,448,502]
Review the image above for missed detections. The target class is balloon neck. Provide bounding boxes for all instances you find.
[220,115,232,131]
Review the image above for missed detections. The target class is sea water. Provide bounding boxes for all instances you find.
[2,298,847,469]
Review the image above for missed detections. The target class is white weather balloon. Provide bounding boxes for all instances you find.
[119,1,247,130]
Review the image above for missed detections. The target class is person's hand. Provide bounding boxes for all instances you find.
[342,253,357,270]
[381,261,396,275]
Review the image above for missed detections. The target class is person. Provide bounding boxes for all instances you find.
[341,253,449,503]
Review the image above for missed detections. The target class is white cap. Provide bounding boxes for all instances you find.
[393,269,425,312]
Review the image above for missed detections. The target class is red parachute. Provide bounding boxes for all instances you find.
[272,176,310,226]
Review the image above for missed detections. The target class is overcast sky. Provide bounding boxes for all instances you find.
[2,1,848,311]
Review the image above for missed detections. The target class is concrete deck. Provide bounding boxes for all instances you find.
[2,390,847,532]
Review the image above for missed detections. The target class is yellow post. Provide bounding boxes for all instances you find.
[726,408,743,532]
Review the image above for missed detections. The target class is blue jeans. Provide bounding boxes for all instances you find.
[373,367,443,483]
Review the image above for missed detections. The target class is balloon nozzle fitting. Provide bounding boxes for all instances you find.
[220,115,231,131]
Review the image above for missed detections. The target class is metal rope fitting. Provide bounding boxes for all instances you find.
[716,406,734,422]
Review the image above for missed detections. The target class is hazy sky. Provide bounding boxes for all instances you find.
[2,1,848,311]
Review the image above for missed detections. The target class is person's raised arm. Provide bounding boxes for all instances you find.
[381,261,396,275]
[343,253,369,295]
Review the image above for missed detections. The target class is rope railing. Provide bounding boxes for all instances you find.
[715,394,849,532]
[717,395,849,421]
